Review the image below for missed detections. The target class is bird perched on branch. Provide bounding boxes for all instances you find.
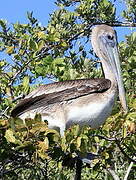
[11,25,127,136]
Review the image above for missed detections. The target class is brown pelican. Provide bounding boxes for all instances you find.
[11,25,127,136]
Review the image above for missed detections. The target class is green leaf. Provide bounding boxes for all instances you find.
[102,152,110,159]
[79,45,84,51]
[38,40,45,51]
[44,137,49,149]
[103,0,109,6]
[0,19,7,29]
[53,58,65,66]
[22,76,30,93]
[6,46,14,54]
[94,136,100,143]
[0,119,7,127]
[60,41,68,47]
[28,38,38,51]
[37,138,49,159]
[76,136,81,148]
[5,129,16,143]
[132,32,136,42]
[37,31,46,38]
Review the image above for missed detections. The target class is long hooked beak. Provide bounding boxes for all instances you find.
[105,42,128,112]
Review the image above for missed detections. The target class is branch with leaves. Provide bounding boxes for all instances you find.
[0,0,136,179]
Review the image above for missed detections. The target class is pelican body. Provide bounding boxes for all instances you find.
[11,25,127,135]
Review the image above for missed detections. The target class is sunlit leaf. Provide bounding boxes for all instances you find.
[60,41,68,47]
[22,76,30,94]
[37,40,45,51]
[28,38,38,51]
[76,136,81,148]
[6,46,14,54]
[5,129,16,143]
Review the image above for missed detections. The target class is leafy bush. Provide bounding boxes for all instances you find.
[0,0,136,179]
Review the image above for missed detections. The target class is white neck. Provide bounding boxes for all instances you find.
[101,60,117,88]
[93,42,117,84]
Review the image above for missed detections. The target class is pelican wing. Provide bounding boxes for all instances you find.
[11,78,111,117]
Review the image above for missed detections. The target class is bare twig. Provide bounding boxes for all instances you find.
[124,157,136,180]
[0,164,30,177]
[90,134,117,141]
[90,134,136,163]
[93,21,136,27]
[12,94,25,102]
[0,107,10,119]
[107,168,120,180]
[9,58,34,86]
[68,21,136,43]
[115,140,136,163]
[45,75,58,83]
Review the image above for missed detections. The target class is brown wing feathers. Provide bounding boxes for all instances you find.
[11,78,111,117]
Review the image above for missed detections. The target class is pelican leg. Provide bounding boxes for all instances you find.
[74,156,83,180]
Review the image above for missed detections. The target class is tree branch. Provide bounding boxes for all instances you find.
[93,21,136,27]
[0,164,30,177]
[107,168,120,180]
[115,140,136,163]
[68,21,136,44]
[124,160,134,180]
[9,58,34,86]
[90,134,117,141]
[90,134,136,163]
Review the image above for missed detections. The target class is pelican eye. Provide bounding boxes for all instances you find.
[107,35,114,40]
[105,34,115,47]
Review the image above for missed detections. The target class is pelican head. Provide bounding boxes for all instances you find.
[91,25,127,112]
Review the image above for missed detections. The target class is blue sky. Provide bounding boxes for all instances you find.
[0,0,135,41]
[0,0,135,59]
[0,0,56,25]
[0,0,135,84]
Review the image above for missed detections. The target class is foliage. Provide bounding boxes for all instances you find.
[0,0,136,179]
[122,0,136,22]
